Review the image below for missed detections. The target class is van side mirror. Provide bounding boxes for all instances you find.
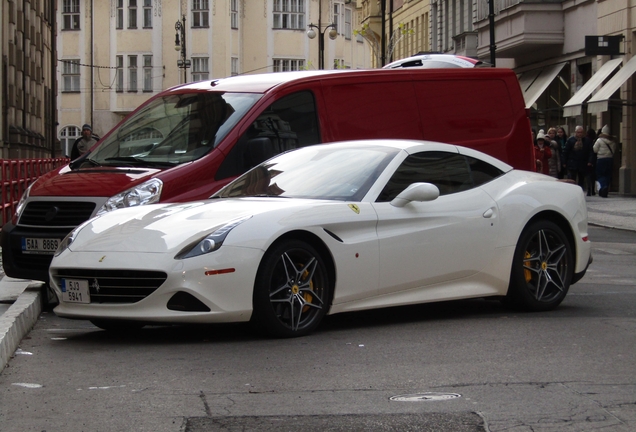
[390,183,440,207]
[246,137,276,167]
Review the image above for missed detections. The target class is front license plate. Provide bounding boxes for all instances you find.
[61,279,90,304]
[21,237,60,255]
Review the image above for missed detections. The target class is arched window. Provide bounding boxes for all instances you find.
[60,125,81,157]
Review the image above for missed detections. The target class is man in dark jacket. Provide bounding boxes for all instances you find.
[562,125,594,191]
[70,124,98,160]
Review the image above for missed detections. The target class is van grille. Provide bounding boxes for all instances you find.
[19,201,96,227]
[54,269,167,304]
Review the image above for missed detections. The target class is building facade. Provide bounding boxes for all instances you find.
[1,0,57,159]
[56,0,371,157]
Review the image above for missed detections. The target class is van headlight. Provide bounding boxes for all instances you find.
[15,183,35,219]
[175,216,252,259]
[97,178,163,215]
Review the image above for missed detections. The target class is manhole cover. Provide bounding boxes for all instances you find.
[390,392,461,402]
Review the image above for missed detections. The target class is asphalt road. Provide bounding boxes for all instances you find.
[0,226,634,431]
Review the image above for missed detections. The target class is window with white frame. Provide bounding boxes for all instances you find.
[128,0,137,29]
[273,0,305,30]
[62,60,80,91]
[62,0,80,30]
[273,59,304,72]
[231,0,238,29]
[116,0,124,29]
[143,0,152,28]
[333,2,341,33]
[116,55,124,92]
[192,0,209,27]
[143,55,153,91]
[128,55,138,91]
[192,57,209,81]
[60,126,81,157]
[231,57,239,76]
[344,7,352,40]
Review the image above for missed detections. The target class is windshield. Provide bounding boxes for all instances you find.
[217,145,399,201]
[85,92,261,167]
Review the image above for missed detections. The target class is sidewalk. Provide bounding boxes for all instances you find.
[1,193,635,372]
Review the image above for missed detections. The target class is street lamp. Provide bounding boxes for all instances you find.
[175,16,191,82]
[307,23,338,70]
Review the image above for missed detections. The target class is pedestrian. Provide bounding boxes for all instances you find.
[546,128,561,178]
[555,126,568,178]
[534,130,552,175]
[586,128,598,196]
[562,125,593,190]
[71,124,98,160]
[593,124,617,198]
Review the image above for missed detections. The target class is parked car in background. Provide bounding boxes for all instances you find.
[50,140,591,337]
[3,68,533,283]
[383,53,484,69]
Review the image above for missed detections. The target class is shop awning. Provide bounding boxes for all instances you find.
[587,56,636,114]
[521,63,567,109]
[562,58,623,117]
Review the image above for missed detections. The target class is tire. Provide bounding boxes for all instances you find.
[90,319,146,332]
[505,220,573,311]
[251,239,332,338]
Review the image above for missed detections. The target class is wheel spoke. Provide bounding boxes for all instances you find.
[525,229,568,302]
[264,247,328,333]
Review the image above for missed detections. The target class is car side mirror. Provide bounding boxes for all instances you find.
[390,183,440,207]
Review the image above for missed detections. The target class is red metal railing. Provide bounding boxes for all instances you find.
[1,158,69,226]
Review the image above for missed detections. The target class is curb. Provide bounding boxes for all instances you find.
[0,284,42,374]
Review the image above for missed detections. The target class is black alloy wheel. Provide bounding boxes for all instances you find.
[505,220,573,311]
[252,239,331,338]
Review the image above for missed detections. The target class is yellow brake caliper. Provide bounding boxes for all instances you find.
[524,251,533,282]
[301,268,314,312]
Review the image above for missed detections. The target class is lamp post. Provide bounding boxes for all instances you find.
[307,23,338,70]
[175,15,190,82]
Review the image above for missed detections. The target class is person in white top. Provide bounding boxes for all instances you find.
[593,125,617,198]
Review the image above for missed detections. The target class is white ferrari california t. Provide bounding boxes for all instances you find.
[50,140,592,337]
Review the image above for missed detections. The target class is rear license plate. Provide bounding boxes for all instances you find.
[61,279,90,304]
[21,237,60,255]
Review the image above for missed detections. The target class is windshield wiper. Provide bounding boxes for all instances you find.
[104,157,178,167]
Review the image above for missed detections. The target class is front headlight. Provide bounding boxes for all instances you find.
[97,178,163,215]
[15,183,35,219]
[175,215,252,259]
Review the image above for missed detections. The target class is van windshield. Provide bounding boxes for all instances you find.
[84,92,262,168]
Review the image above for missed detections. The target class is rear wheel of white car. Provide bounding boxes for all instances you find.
[506,220,573,311]
[252,239,331,338]
[90,319,145,332]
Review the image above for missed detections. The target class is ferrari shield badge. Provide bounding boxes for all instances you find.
[348,204,360,214]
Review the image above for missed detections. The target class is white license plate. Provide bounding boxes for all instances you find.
[61,279,90,304]
[21,237,60,255]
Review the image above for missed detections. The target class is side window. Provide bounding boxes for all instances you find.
[466,155,504,186]
[377,151,472,202]
[216,91,320,180]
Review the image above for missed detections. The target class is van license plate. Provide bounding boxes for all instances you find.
[22,237,60,255]
[61,279,90,304]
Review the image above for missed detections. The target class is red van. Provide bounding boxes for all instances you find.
[2,68,534,282]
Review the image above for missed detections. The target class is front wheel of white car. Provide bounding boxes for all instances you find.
[505,220,573,311]
[252,239,331,338]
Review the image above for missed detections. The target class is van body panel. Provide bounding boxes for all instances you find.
[28,166,162,198]
[2,68,534,283]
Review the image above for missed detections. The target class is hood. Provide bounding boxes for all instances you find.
[30,165,161,197]
[69,198,315,253]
